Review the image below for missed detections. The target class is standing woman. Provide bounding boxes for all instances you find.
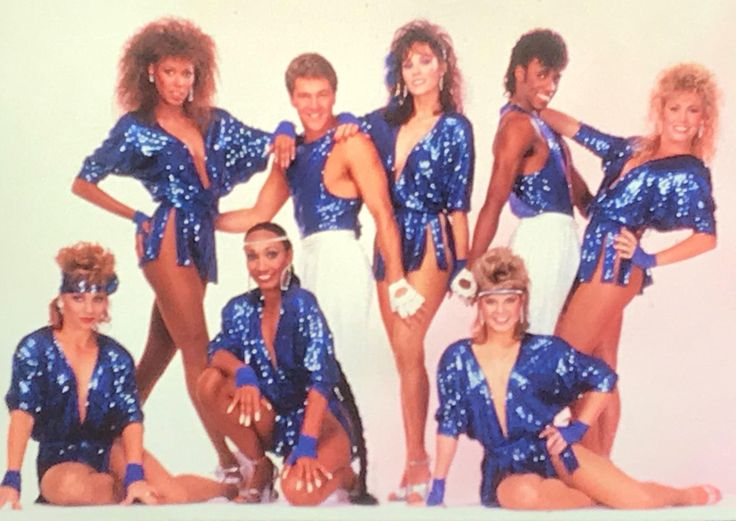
[72,18,281,480]
[197,223,374,505]
[356,20,475,503]
[541,63,719,455]
[0,243,232,508]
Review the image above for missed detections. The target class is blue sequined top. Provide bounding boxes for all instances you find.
[208,285,353,456]
[573,123,717,289]
[360,110,475,279]
[5,327,143,481]
[501,103,573,217]
[285,130,362,238]
[435,335,617,506]
[77,109,272,282]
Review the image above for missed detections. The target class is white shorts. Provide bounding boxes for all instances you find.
[509,213,580,335]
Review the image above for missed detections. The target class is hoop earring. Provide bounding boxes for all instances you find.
[188,88,194,103]
[280,264,293,291]
[148,72,154,84]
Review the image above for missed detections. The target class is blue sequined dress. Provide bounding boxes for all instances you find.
[208,285,356,456]
[360,110,475,279]
[5,327,143,481]
[435,335,617,506]
[77,109,272,282]
[573,123,716,290]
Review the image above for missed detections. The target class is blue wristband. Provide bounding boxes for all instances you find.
[123,463,145,489]
[631,244,657,269]
[132,211,150,234]
[426,478,446,506]
[286,433,318,465]
[336,112,360,126]
[274,120,296,139]
[558,420,589,446]
[450,259,467,283]
[235,365,259,388]
[1,470,21,492]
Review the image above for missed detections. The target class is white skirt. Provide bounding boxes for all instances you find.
[509,212,580,335]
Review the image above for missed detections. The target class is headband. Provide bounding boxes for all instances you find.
[243,234,289,246]
[476,287,524,298]
[60,273,119,295]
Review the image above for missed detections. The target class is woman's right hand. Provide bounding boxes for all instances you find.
[0,486,21,510]
[227,385,271,427]
[133,212,151,260]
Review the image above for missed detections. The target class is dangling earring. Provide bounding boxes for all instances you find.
[697,125,704,139]
[188,88,194,103]
[280,264,293,291]
[394,82,401,98]
[148,72,154,83]
[439,74,445,92]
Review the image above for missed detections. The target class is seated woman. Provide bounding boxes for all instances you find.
[197,222,374,505]
[0,242,232,509]
[426,247,719,509]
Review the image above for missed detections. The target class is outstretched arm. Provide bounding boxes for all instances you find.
[467,115,535,265]
[216,163,290,233]
[0,411,34,510]
[539,108,582,138]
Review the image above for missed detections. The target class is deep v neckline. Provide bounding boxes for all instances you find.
[257,297,283,370]
[50,330,101,426]
[469,339,524,441]
[609,153,695,191]
[392,112,445,183]
[154,119,211,190]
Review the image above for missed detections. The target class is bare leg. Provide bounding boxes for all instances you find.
[140,212,236,470]
[497,473,595,509]
[377,231,451,502]
[281,412,354,506]
[40,462,116,505]
[136,303,177,404]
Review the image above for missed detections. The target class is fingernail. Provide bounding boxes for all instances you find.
[315,478,322,488]
[255,411,261,422]
[307,482,313,493]
[244,415,251,427]
[226,403,234,414]
[327,472,334,480]
[239,413,245,425]
[296,480,303,491]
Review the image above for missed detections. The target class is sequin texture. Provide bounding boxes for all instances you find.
[360,110,475,279]
[573,123,716,289]
[500,103,573,217]
[77,109,272,282]
[208,285,354,456]
[5,327,143,481]
[435,335,617,506]
[285,130,362,238]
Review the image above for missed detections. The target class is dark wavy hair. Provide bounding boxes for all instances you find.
[504,29,567,96]
[117,17,217,132]
[383,19,463,125]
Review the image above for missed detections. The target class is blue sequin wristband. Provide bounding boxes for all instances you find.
[235,365,258,388]
[450,259,467,282]
[132,211,151,234]
[123,463,145,489]
[559,420,589,445]
[336,112,360,126]
[1,470,21,492]
[426,478,446,506]
[286,433,318,465]
[274,120,296,139]
[631,245,657,269]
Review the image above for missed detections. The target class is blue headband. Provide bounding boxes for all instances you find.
[60,273,119,295]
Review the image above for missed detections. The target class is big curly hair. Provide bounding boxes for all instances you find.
[471,247,530,341]
[383,19,463,125]
[636,62,720,163]
[117,17,217,132]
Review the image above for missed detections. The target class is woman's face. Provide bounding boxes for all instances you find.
[59,292,109,331]
[478,291,524,335]
[148,55,195,107]
[401,42,445,99]
[244,230,292,292]
[659,90,704,148]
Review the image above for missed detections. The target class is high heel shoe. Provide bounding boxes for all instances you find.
[388,458,431,504]
[214,450,254,485]
[237,455,278,503]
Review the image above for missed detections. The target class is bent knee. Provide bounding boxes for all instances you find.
[41,465,114,505]
[196,367,226,403]
[280,475,324,506]
[497,474,543,510]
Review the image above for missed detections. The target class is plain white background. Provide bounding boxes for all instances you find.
[1,0,734,507]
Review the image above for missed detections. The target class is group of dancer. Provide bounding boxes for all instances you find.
[0,15,720,510]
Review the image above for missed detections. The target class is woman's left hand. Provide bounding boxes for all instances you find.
[613,228,638,259]
[282,457,333,494]
[121,479,160,505]
[539,425,568,456]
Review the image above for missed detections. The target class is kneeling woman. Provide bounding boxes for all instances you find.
[198,222,372,505]
[426,247,718,509]
[0,242,231,508]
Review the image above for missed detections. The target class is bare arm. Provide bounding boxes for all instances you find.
[615,229,716,267]
[467,115,535,265]
[72,178,138,221]
[210,350,246,378]
[448,211,469,261]
[0,411,33,509]
[216,163,290,233]
[344,135,404,283]
[539,108,582,138]
[563,140,593,217]
[431,434,459,480]
[120,422,144,465]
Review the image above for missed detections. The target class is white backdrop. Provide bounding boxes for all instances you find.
[1,0,735,506]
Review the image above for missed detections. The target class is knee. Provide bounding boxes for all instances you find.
[391,334,425,373]
[196,367,226,404]
[497,474,542,510]
[158,476,190,504]
[280,475,323,506]
[42,466,114,505]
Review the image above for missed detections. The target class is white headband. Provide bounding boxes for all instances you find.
[243,234,288,246]
[477,288,524,298]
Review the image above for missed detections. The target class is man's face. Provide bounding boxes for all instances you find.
[514,57,563,111]
[290,76,336,137]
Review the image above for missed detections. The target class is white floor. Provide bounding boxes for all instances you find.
[5,495,736,521]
